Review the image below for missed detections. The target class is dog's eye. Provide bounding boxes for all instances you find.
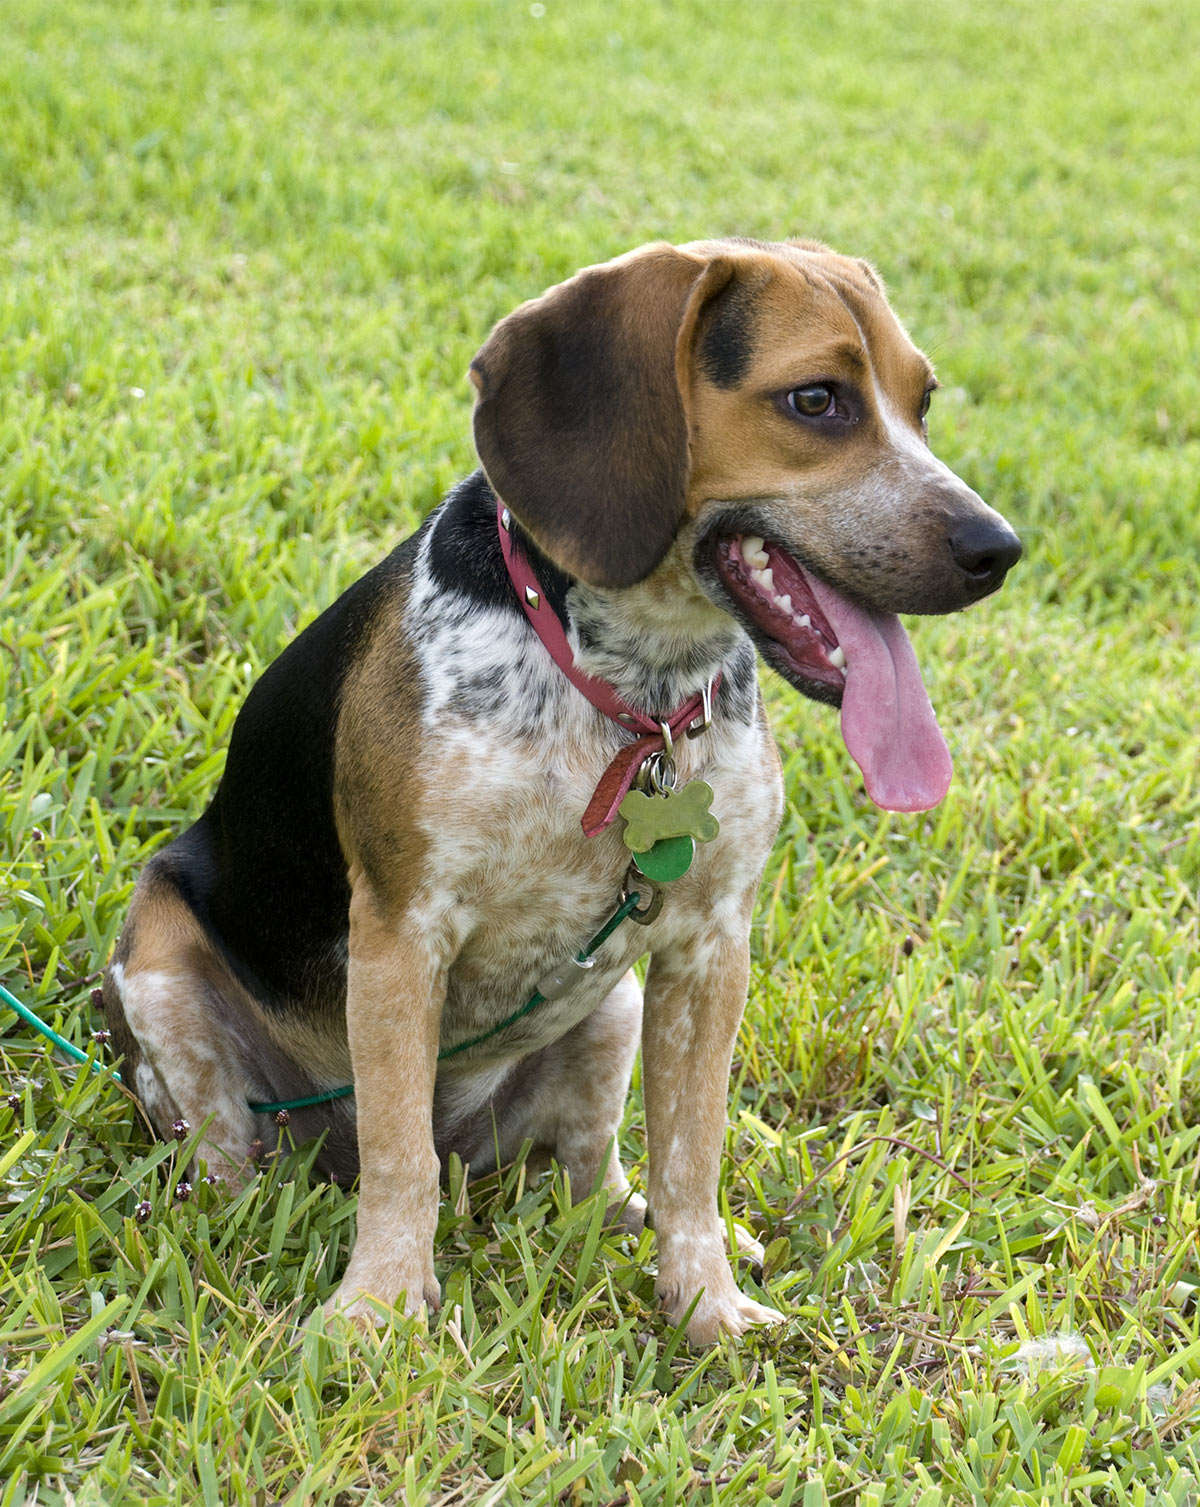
[787,385,834,417]
[919,389,933,420]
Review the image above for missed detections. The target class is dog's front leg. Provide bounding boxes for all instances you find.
[643,931,784,1346]
[327,873,446,1323]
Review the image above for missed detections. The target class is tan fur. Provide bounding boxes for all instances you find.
[106,885,266,1177]
[333,865,445,1317]
[642,904,771,1343]
[334,564,429,913]
[678,245,956,605]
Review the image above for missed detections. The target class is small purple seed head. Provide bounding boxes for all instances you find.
[274,1109,290,1128]
[175,1180,193,1202]
[91,987,106,1013]
[171,1119,190,1141]
[134,1199,152,1224]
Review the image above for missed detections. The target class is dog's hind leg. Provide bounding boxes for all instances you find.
[452,970,647,1233]
[104,871,263,1186]
[542,970,647,1232]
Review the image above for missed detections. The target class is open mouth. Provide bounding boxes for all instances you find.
[712,533,954,813]
[715,534,849,696]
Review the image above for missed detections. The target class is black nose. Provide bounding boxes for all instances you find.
[948,517,1023,596]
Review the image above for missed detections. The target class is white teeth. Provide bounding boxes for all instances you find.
[775,594,792,613]
[741,535,768,568]
[752,567,774,592]
[829,646,847,670]
[797,614,811,629]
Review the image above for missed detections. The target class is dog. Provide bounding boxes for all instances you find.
[104,238,1021,1345]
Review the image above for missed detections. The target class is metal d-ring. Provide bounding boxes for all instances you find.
[685,678,714,739]
[648,752,677,795]
[636,748,677,796]
[621,864,664,925]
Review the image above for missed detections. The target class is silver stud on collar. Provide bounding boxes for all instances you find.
[524,586,540,609]
[500,507,512,532]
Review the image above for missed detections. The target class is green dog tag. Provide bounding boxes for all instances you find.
[632,834,695,882]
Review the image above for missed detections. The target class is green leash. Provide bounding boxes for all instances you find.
[434,889,642,1061]
[249,887,646,1112]
[1,981,122,1082]
[2,889,648,1116]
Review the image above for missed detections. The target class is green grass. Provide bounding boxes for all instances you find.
[3,0,1200,1501]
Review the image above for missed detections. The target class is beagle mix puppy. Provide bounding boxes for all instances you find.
[104,238,1021,1344]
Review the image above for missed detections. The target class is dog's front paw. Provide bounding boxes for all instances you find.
[658,1231,784,1346]
[323,1258,441,1328]
[682,1289,785,1347]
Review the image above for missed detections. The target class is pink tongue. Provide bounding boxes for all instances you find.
[806,577,953,812]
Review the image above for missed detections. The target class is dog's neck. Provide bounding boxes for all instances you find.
[435,474,750,722]
[563,541,745,718]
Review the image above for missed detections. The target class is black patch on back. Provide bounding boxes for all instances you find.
[149,474,582,1019]
[155,543,418,1016]
[697,276,758,390]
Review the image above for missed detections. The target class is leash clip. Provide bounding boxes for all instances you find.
[621,863,664,925]
[535,954,596,1002]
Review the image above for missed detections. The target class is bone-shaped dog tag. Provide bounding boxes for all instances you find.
[618,781,720,852]
[620,780,720,883]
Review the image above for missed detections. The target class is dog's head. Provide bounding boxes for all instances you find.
[470,238,1021,812]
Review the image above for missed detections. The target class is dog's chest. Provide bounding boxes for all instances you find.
[409,598,778,1065]
[433,782,638,1061]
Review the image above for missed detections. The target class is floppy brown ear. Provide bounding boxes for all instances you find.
[470,245,736,588]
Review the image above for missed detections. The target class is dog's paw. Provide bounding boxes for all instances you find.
[681,1289,785,1348]
[728,1225,766,1268]
[657,1234,784,1346]
[608,1188,648,1236]
[322,1267,441,1328]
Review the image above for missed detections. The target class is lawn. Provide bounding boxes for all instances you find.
[2,0,1199,1501]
